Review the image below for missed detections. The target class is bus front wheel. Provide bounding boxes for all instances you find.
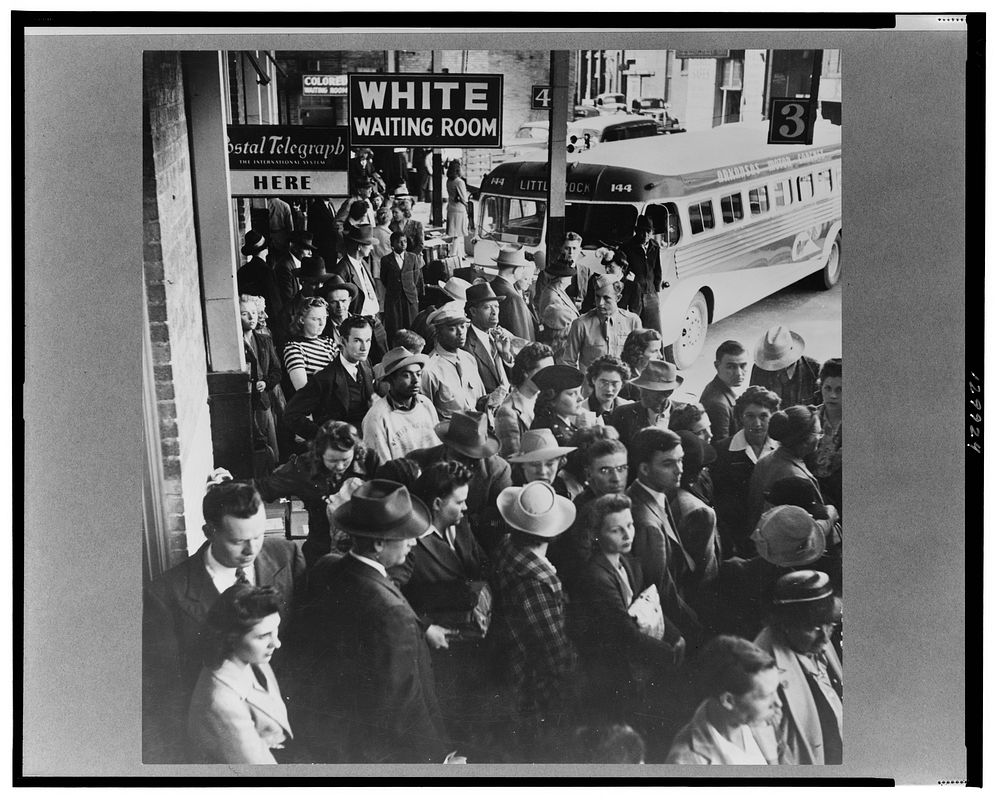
[665,291,709,369]
[817,234,842,289]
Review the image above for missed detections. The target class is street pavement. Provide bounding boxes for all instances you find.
[670,278,843,405]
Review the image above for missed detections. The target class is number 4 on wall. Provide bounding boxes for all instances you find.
[767,97,816,145]
[531,85,552,110]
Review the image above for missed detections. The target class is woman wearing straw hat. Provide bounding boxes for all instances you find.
[491,481,580,757]
[291,480,459,764]
[508,428,576,497]
[749,325,822,410]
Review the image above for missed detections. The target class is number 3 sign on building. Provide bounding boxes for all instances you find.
[767,97,817,145]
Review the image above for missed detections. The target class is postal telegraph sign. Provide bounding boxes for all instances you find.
[348,73,504,148]
[226,125,349,196]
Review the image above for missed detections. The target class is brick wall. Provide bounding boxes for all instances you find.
[143,52,216,567]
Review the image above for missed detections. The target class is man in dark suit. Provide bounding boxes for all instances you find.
[335,224,389,361]
[282,316,375,439]
[270,231,316,352]
[408,410,511,555]
[700,340,749,443]
[307,196,341,269]
[462,282,515,394]
[142,478,306,763]
[614,215,659,320]
[490,246,536,342]
[291,481,458,763]
[380,230,425,332]
[236,229,282,322]
[609,359,684,448]
[625,427,701,643]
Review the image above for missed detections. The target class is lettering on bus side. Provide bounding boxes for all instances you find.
[716,163,763,183]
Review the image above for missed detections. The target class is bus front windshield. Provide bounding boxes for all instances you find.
[565,203,639,247]
[478,196,545,247]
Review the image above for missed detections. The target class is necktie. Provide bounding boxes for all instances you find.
[615,561,633,606]
[235,567,250,585]
[445,525,457,550]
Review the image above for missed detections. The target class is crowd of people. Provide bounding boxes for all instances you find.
[143,187,844,765]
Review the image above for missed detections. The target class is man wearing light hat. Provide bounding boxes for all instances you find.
[421,301,489,421]
[361,347,441,461]
[749,325,822,409]
[754,570,843,765]
[490,245,538,342]
[292,480,457,763]
[561,273,642,372]
[492,481,579,757]
[609,359,684,447]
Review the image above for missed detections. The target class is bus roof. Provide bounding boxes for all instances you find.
[482,121,842,203]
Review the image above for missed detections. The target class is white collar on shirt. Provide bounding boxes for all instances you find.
[204,546,253,594]
[349,551,387,577]
[340,352,360,379]
[729,430,780,463]
[470,324,492,350]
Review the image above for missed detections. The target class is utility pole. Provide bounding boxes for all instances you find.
[808,49,824,132]
[430,51,444,227]
[545,51,570,268]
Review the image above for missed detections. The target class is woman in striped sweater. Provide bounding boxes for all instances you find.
[282,296,338,394]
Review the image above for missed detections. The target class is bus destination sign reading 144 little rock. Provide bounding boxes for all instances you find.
[348,73,504,148]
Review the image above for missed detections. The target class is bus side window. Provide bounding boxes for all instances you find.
[749,185,770,215]
[774,179,793,208]
[647,203,681,245]
[817,169,834,194]
[797,174,814,202]
[721,192,744,224]
[689,200,714,235]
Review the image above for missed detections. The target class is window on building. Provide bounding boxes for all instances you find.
[797,173,815,202]
[680,58,689,75]
[822,49,842,77]
[715,52,745,126]
[721,192,744,224]
[689,199,715,235]
[774,179,794,208]
[749,185,770,215]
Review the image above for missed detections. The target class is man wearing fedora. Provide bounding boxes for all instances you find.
[626,427,702,641]
[537,253,580,363]
[490,246,537,342]
[292,480,455,763]
[408,410,512,555]
[562,274,642,372]
[362,346,440,461]
[236,230,282,323]
[492,481,580,757]
[335,223,389,361]
[271,232,316,351]
[750,325,822,410]
[421,301,490,422]
[315,275,358,345]
[754,570,843,765]
[609,359,683,447]
[463,282,519,395]
[700,340,750,443]
[282,316,375,438]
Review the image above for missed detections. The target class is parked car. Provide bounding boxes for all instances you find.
[631,97,685,134]
[566,113,660,152]
[573,104,601,120]
[594,92,628,113]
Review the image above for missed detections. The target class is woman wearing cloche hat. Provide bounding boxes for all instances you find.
[491,481,579,757]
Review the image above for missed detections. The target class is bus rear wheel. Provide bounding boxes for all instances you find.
[817,234,842,289]
[665,291,709,369]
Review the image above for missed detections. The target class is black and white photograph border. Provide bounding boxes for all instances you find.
[20,9,977,785]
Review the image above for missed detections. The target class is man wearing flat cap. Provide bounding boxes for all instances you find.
[362,347,441,461]
[290,480,459,763]
[421,301,489,421]
[749,325,822,409]
[561,273,642,372]
[609,359,684,447]
[755,570,843,765]
[408,410,512,555]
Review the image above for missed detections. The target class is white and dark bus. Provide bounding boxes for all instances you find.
[471,120,842,366]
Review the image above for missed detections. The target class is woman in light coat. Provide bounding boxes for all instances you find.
[187,585,293,764]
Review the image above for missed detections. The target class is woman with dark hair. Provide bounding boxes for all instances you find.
[256,420,380,567]
[807,358,843,516]
[618,328,663,401]
[187,585,292,764]
[390,197,425,255]
[494,342,555,457]
[710,385,782,558]
[747,405,825,528]
[282,296,338,393]
[530,364,587,447]
[585,355,631,425]
[666,635,783,764]
[570,493,683,725]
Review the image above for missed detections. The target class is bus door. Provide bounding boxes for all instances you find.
[643,201,682,288]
